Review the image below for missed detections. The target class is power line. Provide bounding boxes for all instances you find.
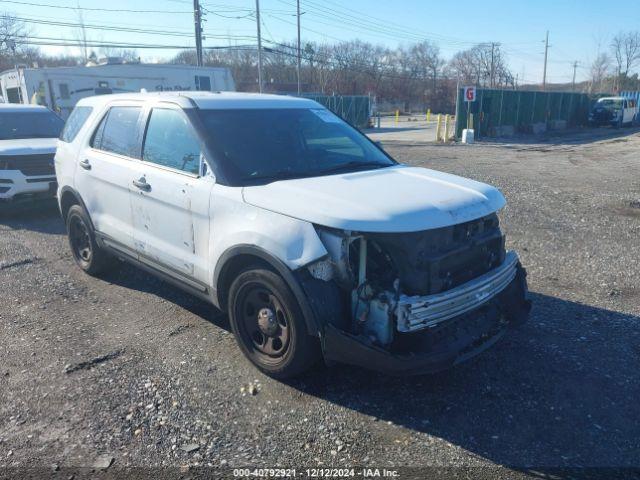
[0,0,193,14]
[11,15,257,41]
[12,36,258,50]
[281,0,511,48]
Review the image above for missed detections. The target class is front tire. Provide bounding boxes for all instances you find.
[65,204,111,275]
[228,268,320,378]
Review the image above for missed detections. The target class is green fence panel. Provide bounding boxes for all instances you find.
[302,94,371,129]
[455,88,607,138]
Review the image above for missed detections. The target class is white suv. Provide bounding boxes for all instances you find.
[55,92,530,378]
[0,104,64,203]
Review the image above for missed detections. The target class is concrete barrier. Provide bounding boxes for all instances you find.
[531,122,547,135]
[549,120,567,131]
[494,125,515,137]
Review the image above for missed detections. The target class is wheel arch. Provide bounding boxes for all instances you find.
[59,186,93,229]
[214,245,321,337]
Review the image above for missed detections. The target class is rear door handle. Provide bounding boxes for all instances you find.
[132,177,151,191]
[79,159,91,170]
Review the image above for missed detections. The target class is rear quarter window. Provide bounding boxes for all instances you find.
[60,106,93,143]
[91,106,142,158]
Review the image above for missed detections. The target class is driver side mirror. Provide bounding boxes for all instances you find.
[374,141,383,149]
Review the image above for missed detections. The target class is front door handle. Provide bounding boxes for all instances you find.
[79,159,91,170]
[133,177,151,191]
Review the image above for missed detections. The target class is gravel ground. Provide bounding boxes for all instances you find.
[1,127,639,479]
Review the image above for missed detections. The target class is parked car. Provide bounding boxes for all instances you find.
[0,104,64,203]
[55,91,530,378]
[588,96,637,128]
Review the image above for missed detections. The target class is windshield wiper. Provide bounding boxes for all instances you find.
[318,161,391,175]
[245,170,309,183]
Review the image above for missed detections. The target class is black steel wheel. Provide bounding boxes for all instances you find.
[69,214,92,265]
[65,204,111,275]
[228,268,320,378]
[238,285,290,360]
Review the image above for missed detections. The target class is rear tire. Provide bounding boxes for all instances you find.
[228,268,320,378]
[65,204,111,275]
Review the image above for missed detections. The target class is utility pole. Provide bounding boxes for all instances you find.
[489,42,500,88]
[296,0,301,95]
[193,0,203,67]
[542,30,549,91]
[256,0,263,93]
[571,60,578,90]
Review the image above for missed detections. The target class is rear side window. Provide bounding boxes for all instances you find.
[142,108,201,174]
[60,106,92,143]
[91,106,142,158]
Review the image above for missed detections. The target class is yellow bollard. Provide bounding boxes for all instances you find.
[444,114,450,142]
[395,109,399,126]
[427,108,431,122]
[435,114,442,142]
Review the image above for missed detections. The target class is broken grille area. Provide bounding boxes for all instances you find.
[0,154,56,176]
[365,213,506,296]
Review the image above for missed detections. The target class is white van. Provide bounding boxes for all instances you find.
[588,96,638,127]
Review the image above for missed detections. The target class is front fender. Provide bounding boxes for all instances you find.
[209,185,327,272]
[209,185,328,335]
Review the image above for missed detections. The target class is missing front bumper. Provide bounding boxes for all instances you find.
[322,263,531,376]
[396,251,520,332]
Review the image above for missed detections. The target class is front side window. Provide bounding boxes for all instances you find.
[92,106,142,158]
[60,106,92,143]
[197,108,394,185]
[142,108,201,174]
[0,110,64,140]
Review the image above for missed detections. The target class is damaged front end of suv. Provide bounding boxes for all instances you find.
[297,213,531,375]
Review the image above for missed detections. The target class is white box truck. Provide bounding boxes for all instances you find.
[0,59,235,118]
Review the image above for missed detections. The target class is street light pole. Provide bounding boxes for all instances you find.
[193,0,203,67]
[542,30,549,91]
[256,0,263,93]
[296,0,301,95]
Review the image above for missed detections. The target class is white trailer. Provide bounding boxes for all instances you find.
[0,60,235,118]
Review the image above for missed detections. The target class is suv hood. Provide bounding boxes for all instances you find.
[242,165,506,232]
[0,138,58,155]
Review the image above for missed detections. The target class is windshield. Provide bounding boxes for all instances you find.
[596,99,623,110]
[197,108,395,184]
[0,110,64,140]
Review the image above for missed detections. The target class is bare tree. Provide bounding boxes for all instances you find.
[0,13,26,56]
[447,43,513,88]
[611,31,640,75]
[611,31,640,90]
[70,2,91,63]
[589,52,611,93]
